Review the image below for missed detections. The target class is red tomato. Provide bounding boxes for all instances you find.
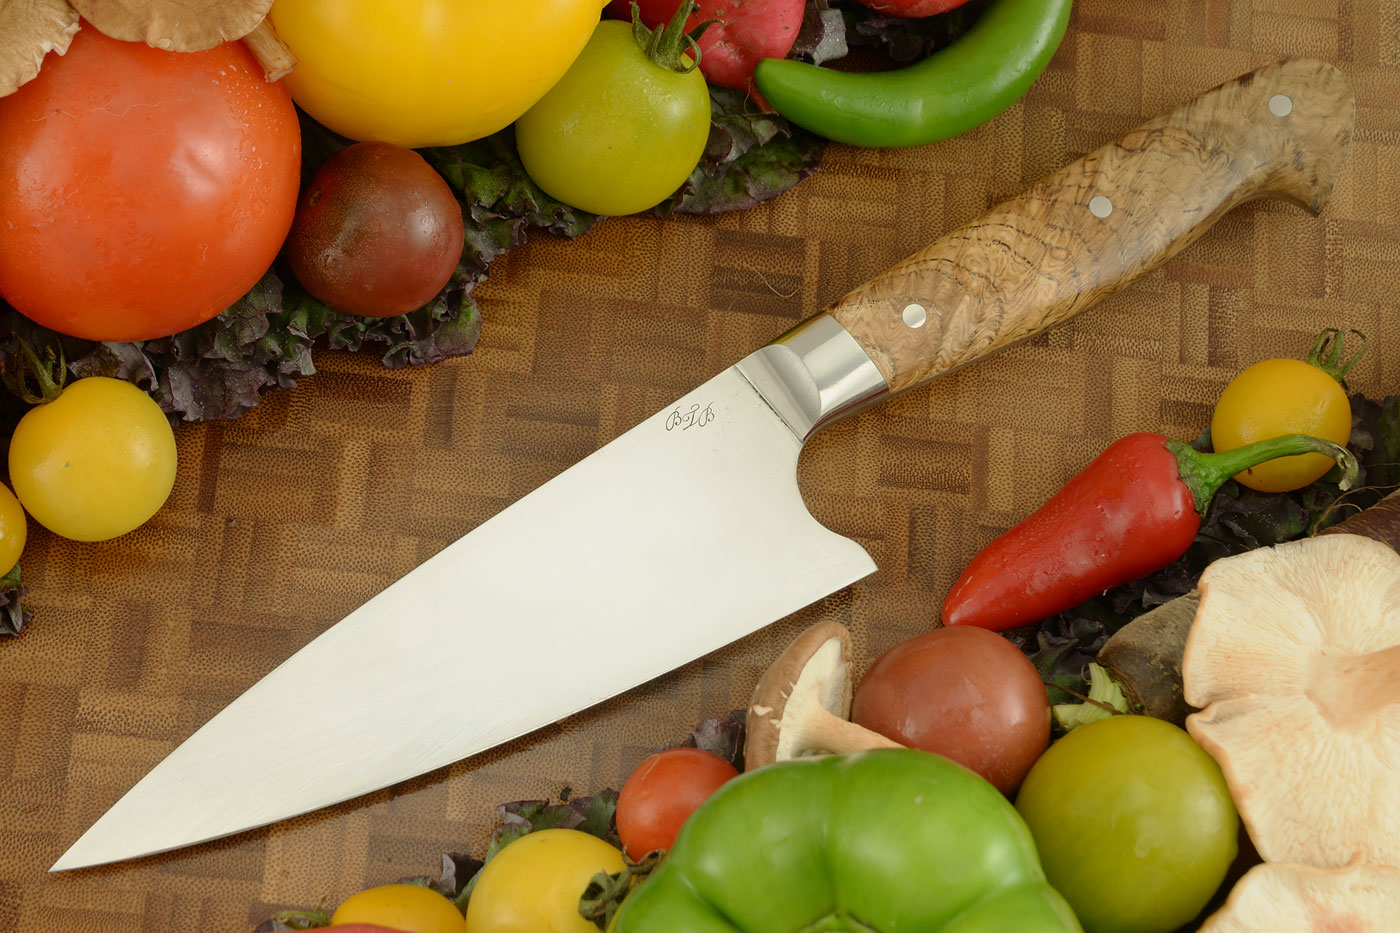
[615,748,738,860]
[851,626,1050,796]
[0,26,301,341]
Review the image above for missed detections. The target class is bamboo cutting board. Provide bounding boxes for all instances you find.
[4,0,1400,929]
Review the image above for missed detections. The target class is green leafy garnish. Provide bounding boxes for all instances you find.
[0,563,30,637]
[1052,662,1129,731]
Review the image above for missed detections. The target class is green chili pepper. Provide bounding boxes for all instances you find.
[608,750,1082,932]
[753,0,1073,148]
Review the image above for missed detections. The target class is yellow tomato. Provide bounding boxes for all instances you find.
[1210,357,1352,493]
[330,883,466,932]
[268,0,607,148]
[0,483,26,572]
[7,377,177,542]
[465,828,625,933]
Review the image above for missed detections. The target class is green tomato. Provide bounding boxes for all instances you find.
[1014,716,1238,933]
[8,377,177,542]
[515,20,710,216]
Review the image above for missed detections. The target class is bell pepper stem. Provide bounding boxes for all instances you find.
[1169,434,1359,518]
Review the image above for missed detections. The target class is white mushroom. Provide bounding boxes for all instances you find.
[1200,860,1400,932]
[744,620,900,770]
[1182,533,1400,869]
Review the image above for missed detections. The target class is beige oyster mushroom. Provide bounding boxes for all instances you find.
[1200,861,1400,932]
[0,0,79,96]
[744,620,900,771]
[68,0,273,51]
[1182,533,1400,869]
[0,1,295,97]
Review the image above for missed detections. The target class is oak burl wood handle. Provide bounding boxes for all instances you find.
[827,59,1356,395]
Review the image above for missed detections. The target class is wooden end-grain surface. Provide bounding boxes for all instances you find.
[3,1,1399,929]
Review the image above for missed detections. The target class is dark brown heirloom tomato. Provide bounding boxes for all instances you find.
[286,142,464,317]
[851,626,1050,796]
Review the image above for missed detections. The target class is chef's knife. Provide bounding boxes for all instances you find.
[53,58,1354,871]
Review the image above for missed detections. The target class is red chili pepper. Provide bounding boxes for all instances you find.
[941,431,1359,632]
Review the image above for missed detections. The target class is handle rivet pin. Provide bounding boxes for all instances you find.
[1088,195,1113,218]
[902,303,927,328]
[1269,94,1293,117]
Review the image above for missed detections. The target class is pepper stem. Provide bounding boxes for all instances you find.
[1305,327,1368,388]
[1168,435,1359,518]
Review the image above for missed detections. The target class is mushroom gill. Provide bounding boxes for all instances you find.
[1200,860,1400,932]
[1182,534,1400,870]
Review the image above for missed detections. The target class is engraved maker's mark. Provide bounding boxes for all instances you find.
[665,402,716,432]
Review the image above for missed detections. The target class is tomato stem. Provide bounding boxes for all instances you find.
[631,0,709,74]
[1170,434,1359,518]
[579,850,663,930]
[1306,327,1368,388]
[1,333,66,406]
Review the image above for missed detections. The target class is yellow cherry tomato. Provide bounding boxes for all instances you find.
[330,883,465,932]
[1210,357,1353,493]
[268,0,607,148]
[8,377,177,542]
[465,828,625,933]
[0,483,26,572]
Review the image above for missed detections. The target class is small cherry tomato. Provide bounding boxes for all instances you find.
[7,378,177,542]
[851,626,1051,796]
[0,27,301,341]
[0,484,26,572]
[1210,330,1360,492]
[1015,715,1239,933]
[330,884,464,933]
[465,828,624,933]
[616,747,739,859]
[287,142,465,317]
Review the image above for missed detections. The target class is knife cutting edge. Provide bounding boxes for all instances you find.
[51,57,1355,871]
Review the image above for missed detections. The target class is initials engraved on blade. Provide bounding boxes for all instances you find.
[665,402,716,431]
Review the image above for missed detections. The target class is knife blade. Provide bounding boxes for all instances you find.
[52,57,1354,871]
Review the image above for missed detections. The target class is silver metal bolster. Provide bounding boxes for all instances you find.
[735,313,890,443]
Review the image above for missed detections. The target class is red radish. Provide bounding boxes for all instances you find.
[850,0,972,17]
[606,0,805,99]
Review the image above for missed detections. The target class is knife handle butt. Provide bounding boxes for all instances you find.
[825,58,1356,396]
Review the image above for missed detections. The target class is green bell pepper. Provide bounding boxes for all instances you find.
[609,749,1081,932]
